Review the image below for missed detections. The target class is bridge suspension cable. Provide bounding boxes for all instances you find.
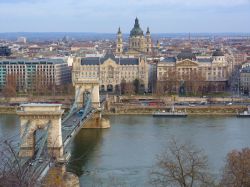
[16,120,31,159]
[80,91,92,120]
[27,122,50,169]
[62,88,81,124]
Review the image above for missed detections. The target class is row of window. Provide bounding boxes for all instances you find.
[82,66,140,71]
[159,67,225,71]
[241,78,250,82]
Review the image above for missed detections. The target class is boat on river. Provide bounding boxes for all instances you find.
[237,106,250,117]
[153,106,187,117]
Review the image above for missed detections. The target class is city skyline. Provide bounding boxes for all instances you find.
[0,0,250,33]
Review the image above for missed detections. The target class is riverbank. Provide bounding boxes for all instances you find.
[0,95,73,114]
[104,112,238,116]
[0,95,73,105]
[104,105,248,116]
[0,95,249,116]
[0,103,248,116]
[0,106,17,114]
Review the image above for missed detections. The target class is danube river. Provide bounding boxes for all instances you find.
[0,114,250,186]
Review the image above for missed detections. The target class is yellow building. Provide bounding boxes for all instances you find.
[72,51,148,92]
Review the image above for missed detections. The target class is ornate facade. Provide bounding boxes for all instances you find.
[240,66,250,95]
[115,18,152,56]
[157,49,233,93]
[72,51,148,92]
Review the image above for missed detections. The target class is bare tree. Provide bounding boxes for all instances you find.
[26,72,51,96]
[156,81,165,95]
[124,81,135,95]
[220,148,250,187]
[65,83,74,96]
[35,73,50,96]
[2,74,17,97]
[0,139,38,187]
[120,79,126,95]
[0,136,72,187]
[158,68,206,96]
[133,78,140,94]
[150,138,214,187]
[165,68,178,94]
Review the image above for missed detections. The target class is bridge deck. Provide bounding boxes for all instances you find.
[62,108,97,149]
[62,111,81,143]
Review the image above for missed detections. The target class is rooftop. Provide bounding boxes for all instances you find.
[177,48,196,60]
[160,57,176,63]
[20,103,62,107]
[212,49,224,56]
[81,51,140,66]
[197,58,212,63]
[0,58,65,65]
[241,66,250,73]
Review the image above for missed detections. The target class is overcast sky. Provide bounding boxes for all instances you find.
[0,0,250,33]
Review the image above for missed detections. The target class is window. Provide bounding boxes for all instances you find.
[108,66,114,78]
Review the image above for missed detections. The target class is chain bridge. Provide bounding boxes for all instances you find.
[14,78,110,186]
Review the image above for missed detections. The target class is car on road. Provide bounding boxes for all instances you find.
[200,101,207,105]
[77,110,84,116]
[189,104,196,107]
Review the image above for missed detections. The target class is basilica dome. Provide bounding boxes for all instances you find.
[212,49,224,56]
[130,18,144,37]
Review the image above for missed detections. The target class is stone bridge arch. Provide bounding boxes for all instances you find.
[17,104,64,160]
[73,78,100,109]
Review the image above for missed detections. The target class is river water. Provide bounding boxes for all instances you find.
[0,115,250,186]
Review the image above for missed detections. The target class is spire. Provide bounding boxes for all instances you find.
[134,17,139,28]
[146,27,150,34]
[117,27,121,34]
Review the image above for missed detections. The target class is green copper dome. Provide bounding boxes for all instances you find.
[212,49,224,56]
[130,18,144,37]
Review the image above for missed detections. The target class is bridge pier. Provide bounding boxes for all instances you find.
[73,78,110,129]
[43,165,80,187]
[73,79,100,109]
[17,104,64,160]
[83,112,110,129]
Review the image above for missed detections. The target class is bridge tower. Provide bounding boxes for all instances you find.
[72,77,110,128]
[73,78,100,109]
[17,104,64,160]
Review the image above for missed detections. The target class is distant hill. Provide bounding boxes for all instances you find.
[0,32,116,42]
[0,32,249,42]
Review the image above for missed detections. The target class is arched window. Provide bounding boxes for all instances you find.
[107,84,113,92]
[108,66,114,78]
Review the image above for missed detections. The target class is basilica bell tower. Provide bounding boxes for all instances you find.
[116,27,123,55]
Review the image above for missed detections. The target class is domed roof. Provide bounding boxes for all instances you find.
[177,48,196,60]
[212,49,224,56]
[130,18,144,37]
